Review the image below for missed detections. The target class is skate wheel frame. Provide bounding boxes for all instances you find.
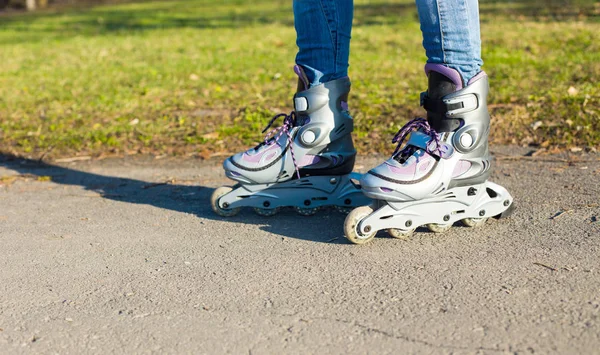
[211,173,371,217]
[344,181,514,243]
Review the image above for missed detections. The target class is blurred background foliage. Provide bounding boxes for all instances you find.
[0,0,598,159]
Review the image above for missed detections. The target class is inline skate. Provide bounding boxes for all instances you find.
[211,65,370,217]
[344,64,514,244]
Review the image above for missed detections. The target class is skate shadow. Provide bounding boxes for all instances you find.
[0,154,350,244]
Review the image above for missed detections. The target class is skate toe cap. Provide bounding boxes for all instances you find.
[360,170,395,192]
[222,155,237,171]
[223,156,253,183]
[224,151,260,171]
[360,171,415,202]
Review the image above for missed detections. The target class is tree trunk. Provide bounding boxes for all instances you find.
[26,0,36,11]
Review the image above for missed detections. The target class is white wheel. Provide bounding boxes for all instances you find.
[334,205,353,214]
[426,223,452,233]
[294,206,320,216]
[388,228,414,240]
[211,186,241,217]
[253,207,280,217]
[461,217,488,228]
[344,206,376,245]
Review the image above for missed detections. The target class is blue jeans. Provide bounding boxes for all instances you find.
[294,0,482,86]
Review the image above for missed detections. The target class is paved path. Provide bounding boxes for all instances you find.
[0,147,599,354]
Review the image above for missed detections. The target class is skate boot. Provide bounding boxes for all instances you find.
[344,64,514,244]
[211,65,371,217]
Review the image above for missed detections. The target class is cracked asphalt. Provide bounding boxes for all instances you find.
[0,146,599,354]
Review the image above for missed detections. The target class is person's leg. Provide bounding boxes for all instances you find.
[416,0,482,84]
[212,1,368,217]
[293,0,353,87]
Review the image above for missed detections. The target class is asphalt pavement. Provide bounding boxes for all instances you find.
[0,146,598,354]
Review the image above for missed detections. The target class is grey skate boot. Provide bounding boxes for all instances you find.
[211,65,370,217]
[344,64,514,244]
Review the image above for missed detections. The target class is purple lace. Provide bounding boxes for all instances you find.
[262,112,300,179]
[392,117,442,158]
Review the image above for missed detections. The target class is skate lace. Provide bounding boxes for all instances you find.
[261,111,301,179]
[392,117,442,161]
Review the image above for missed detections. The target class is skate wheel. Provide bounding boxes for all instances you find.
[344,206,376,245]
[253,207,280,217]
[426,223,452,233]
[461,217,488,228]
[387,228,414,240]
[211,186,241,217]
[334,205,353,214]
[294,206,320,216]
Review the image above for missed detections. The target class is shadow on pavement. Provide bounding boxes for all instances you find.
[0,154,355,244]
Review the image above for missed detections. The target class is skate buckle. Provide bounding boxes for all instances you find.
[294,97,309,112]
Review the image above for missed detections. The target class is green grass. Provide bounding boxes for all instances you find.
[0,0,599,159]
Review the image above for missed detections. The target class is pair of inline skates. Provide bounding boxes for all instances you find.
[211,64,514,244]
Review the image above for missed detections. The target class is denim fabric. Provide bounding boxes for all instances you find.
[416,0,482,83]
[293,0,353,87]
[293,0,482,86]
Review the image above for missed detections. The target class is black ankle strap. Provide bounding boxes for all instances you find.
[420,92,463,132]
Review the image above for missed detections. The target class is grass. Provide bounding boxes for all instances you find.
[0,0,598,159]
